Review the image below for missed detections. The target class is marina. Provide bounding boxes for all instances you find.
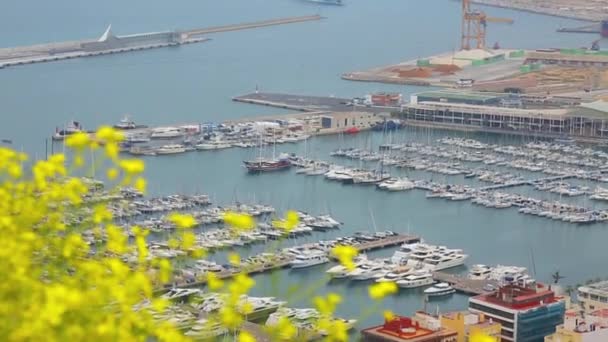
[8,0,608,339]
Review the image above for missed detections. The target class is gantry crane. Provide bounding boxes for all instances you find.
[461,0,514,50]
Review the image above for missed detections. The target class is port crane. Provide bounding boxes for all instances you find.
[461,0,513,50]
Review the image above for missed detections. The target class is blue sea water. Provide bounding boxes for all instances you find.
[1,0,603,331]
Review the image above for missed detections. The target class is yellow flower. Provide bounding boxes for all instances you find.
[96,126,124,143]
[228,273,255,296]
[271,210,299,232]
[105,142,119,159]
[313,293,342,316]
[93,204,113,224]
[368,281,398,300]
[383,310,395,321]
[223,211,255,230]
[65,132,91,149]
[207,272,224,291]
[219,306,243,330]
[106,168,119,180]
[181,231,195,250]
[238,331,256,342]
[331,245,358,271]
[106,225,128,254]
[134,177,146,193]
[167,213,196,229]
[118,159,145,175]
[228,253,241,266]
[158,259,172,284]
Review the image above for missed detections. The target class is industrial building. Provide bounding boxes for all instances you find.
[468,283,565,342]
[319,112,381,133]
[396,100,608,141]
[525,51,608,67]
[361,311,458,342]
[411,90,513,106]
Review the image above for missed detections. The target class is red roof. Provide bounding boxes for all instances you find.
[473,284,560,310]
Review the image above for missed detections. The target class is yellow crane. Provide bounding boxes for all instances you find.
[461,0,513,50]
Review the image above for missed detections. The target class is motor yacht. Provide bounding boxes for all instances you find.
[424,282,455,297]
[468,264,493,280]
[396,270,434,288]
[290,251,329,269]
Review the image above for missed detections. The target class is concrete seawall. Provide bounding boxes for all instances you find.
[0,15,323,70]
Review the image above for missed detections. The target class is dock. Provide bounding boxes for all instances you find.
[432,272,498,296]
[0,15,322,69]
[233,92,393,113]
[557,23,601,35]
[162,234,418,290]
[479,174,577,191]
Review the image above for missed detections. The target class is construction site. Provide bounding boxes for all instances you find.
[343,0,608,98]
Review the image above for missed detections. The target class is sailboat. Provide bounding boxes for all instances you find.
[243,131,291,173]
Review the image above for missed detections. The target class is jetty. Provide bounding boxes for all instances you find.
[163,234,419,289]
[432,272,498,296]
[0,15,322,69]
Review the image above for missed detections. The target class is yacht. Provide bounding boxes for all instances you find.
[423,283,455,297]
[155,144,186,155]
[325,255,368,278]
[423,252,468,271]
[390,242,423,264]
[151,127,184,139]
[53,121,85,140]
[396,270,434,288]
[376,266,414,283]
[347,262,390,281]
[384,178,415,191]
[161,288,203,301]
[195,140,232,150]
[114,115,142,130]
[184,319,228,338]
[468,264,493,280]
[290,251,329,269]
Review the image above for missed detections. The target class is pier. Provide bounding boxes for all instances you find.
[479,175,577,191]
[0,15,322,69]
[163,234,418,289]
[432,272,498,296]
[233,92,393,113]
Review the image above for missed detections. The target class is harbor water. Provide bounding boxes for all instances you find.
[2,0,605,331]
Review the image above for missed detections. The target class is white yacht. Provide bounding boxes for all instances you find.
[184,319,228,338]
[376,266,414,283]
[325,255,368,279]
[390,242,423,264]
[424,282,455,297]
[290,251,329,269]
[348,262,391,281]
[195,140,232,150]
[156,144,186,155]
[468,264,493,280]
[114,115,138,130]
[396,270,434,288]
[161,288,203,301]
[423,252,468,271]
[151,127,184,139]
[384,178,416,191]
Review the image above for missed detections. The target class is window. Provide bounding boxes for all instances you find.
[344,118,348,126]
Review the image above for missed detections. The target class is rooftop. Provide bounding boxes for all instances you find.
[361,316,457,342]
[471,283,561,310]
[414,90,508,102]
[407,101,570,118]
